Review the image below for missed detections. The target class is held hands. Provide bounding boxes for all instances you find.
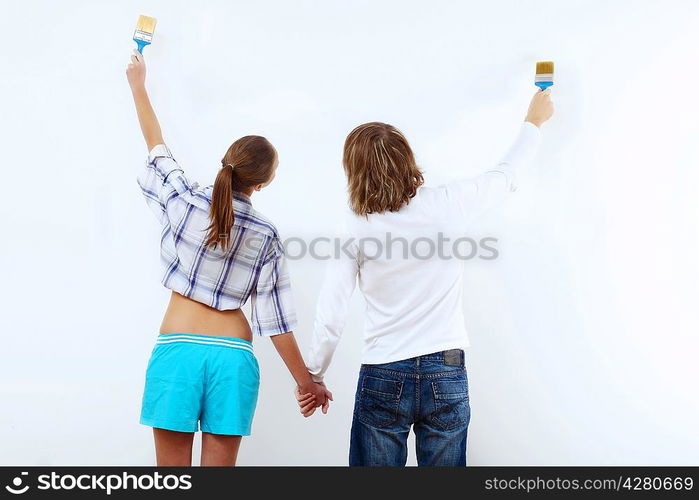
[295,381,333,418]
[126,49,146,90]
[525,88,554,127]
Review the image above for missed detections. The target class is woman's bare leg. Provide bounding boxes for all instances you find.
[153,428,194,466]
[201,433,242,466]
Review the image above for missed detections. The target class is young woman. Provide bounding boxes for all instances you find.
[126,49,331,466]
[298,90,554,466]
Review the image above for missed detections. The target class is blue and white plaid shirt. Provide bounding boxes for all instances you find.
[137,144,297,336]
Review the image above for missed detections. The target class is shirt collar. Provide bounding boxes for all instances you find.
[233,191,252,206]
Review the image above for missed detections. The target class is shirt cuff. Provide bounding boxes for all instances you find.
[512,121,543,167]
[310,373,324,383]
[147,144,181,180]
[253,317,298,337]
[521,120,543,139]
[148,144,174,162]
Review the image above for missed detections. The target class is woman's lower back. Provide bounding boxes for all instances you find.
[159,291,253,342]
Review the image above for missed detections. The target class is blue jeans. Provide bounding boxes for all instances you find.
[349,349,470,466]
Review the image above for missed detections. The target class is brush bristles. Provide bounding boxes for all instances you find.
[536,61,554,75]
[135,15,157,35]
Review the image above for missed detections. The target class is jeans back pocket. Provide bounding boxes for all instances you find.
[357,375,403,428]
[430,377,470,430]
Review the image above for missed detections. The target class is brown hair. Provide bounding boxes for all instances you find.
[205,135,277,250]
[343,122,424,216]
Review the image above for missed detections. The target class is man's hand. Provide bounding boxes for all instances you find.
[295,381,333,418]
[525,88,554,127]
[126,49,146,90]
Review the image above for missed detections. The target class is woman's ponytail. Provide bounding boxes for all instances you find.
[206,164,236,249]
[205,135,277,250]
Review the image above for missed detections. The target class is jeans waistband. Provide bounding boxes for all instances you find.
[362,349,465,371]
[413,349,464,363]
[156,333,253,354]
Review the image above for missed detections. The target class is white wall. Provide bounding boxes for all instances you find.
[1,0,698,465]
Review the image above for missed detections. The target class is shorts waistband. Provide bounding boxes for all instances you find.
[156,333,253,354]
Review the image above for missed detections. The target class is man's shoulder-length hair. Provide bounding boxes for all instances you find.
[343,122,424,216]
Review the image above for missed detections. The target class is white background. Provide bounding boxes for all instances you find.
[1,0,698,465]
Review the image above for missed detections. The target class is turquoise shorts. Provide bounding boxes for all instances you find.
[140,333,260,436]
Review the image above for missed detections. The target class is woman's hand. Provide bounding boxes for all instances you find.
[295,388,318,417]
[126,49,146,90]
[525,88,554,127]
[295,381,333,417]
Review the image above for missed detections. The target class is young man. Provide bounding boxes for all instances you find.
[297,90,554,466]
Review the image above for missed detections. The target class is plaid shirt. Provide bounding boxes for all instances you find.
[137,144,297,336]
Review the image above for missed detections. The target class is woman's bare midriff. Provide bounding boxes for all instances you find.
[159,292,253,342]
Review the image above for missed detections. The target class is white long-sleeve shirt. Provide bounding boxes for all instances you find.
[307,122,542,381]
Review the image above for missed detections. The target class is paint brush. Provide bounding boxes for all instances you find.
[133,15,157,53]
[535,61,554,91]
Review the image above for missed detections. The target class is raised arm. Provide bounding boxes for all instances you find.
[126,49,164,151]
[444,89,554,220]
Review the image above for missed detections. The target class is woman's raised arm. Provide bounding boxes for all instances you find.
[126,49,164,151]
